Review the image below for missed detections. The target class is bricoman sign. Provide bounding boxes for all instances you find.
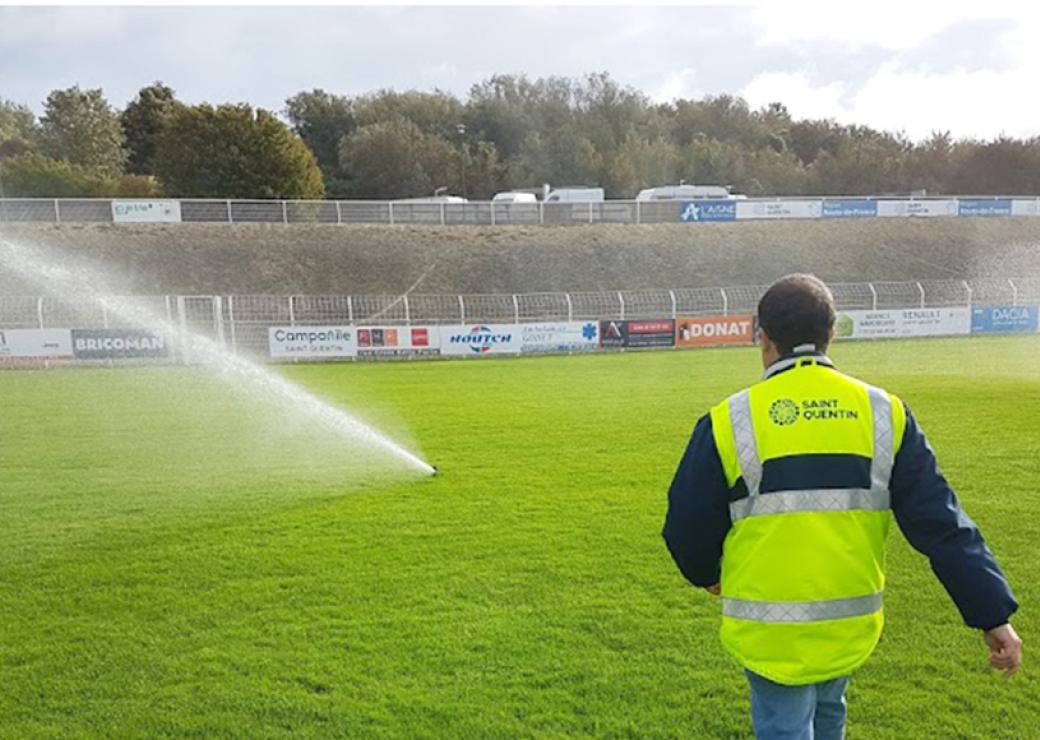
[356,326,440,356]
[676,315,754,346]
[438,324,522,356]
[268,326,356,358]
[835,308,971,339]
[71,329,169,359]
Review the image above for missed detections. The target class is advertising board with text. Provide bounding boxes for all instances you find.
[822,199,878,218]
[111,200,182,223]
[971,305,1039,334]
[71,329,169,359]
[520,321,599,353]
[835,308,971,340]
[438,324,522,356]
[600,319,675,349]
[676,314,755,347]
[268,326,357,359]
[736,200,821,220]
[876,200,957,218]
[0,328,73,358]
[356,326,440,357]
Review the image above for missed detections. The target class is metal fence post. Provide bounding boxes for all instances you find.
[490,202,496,226]
[565,293,573,322]
[388,202,395,226]
[916,281,925,308]
[617,291,626,320]
[36,296,44,328]
[458,294,466,323]
[669,289,677,319]
[53,200,61,224]
[636,200,641,225]
[282,200,288,224]
[228,295,237,351]
[512,294,520,323]
[346,296,353,323]
[176,295,189,364]
[963,280,973,307]
[440,202,446,226]
[588,202,594,224]
[212,296,226,346]
[403,294,411,325]
[335,201,342,225]
[539,201,544,225]
[288,295,296,326]
[720,288,728,316]
[1009,278,1019,306]
[226,200,233,223]
[868,282,878,310]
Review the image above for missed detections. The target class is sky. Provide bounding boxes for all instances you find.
[1,3,1037,142]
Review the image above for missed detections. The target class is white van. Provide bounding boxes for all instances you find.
[636,184,742,201]
[491,191,538,204]
[544,187,605,203]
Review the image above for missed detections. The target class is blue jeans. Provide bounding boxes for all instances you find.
[745,670,850,740]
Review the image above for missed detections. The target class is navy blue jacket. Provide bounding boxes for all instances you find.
[662,366,1019,632]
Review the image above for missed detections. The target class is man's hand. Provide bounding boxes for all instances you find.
[704,583,721,596]
[984,623,1022,678]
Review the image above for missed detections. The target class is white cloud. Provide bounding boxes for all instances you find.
[742,71,846,120]
[650,68,701,103]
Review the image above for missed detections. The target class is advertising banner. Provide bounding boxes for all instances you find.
[876,199,957,218]
[268,326,356,359]
[356,325,440,357]
[971,305,1040,334]
[600,319,675,349]
[520,321,600,353]
[0,328,73,358]
[679,201,737,222]
[71,329,169,359]
[1011,199,1039,217]
[736,200,821,220]
[438,323,522,356]
[676,314,755,347]
[111,200,182,223]
[958,199,1012,217]
[822,199,878,218]
[835,308,971,340]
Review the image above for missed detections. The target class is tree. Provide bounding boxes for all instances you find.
[39,86,126,174]
[339,119,456,198]
[285,89,355,195]
[0,153,158,197]
[947,137,1040,195]
[0,99,36,145]
[154,104,324,198]
[121,82,180,175]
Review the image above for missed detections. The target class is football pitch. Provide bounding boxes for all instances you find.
[1,336,1037,738]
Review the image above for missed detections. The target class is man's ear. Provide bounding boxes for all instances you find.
[758,327,771,349]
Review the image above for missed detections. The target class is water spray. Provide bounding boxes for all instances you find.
[0,237,436,477]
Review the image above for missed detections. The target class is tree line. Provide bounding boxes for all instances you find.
[2,73,1039,201]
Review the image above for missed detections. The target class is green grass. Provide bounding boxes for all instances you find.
[1,337,1037,738]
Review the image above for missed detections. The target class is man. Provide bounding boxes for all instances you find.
[662,274,1021,740]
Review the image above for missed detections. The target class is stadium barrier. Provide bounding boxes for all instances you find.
[2,195,1040,227]
[2,279,1038,366]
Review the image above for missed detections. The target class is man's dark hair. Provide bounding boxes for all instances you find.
[757,274,836,355]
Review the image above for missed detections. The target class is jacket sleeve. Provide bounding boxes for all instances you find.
[662,414,733,587]
[890,403,1019,631]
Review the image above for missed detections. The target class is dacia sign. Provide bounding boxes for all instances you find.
[679,200,737,222]
[438,324,522,356]
[971,305,1039,334]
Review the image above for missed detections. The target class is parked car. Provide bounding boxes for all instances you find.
[544,186,605,203]
[635,184,744,201]
[491,191,538,204]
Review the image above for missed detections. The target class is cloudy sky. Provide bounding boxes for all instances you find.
[1,3,1036,141]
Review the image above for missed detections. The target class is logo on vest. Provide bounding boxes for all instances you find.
[769,398,800,426]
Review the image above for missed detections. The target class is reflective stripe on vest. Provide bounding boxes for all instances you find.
[727,385,894,523]
[722,592,883,623]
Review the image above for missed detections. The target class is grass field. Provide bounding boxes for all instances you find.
[1,336,1037,738]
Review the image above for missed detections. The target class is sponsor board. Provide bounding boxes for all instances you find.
[679,200,737,222]
[958,198,1012,217]
[600,319,675,349]
[822,199,878,218]
[520,321,599,353]
[71,329,169,359]
[971,305,1040,334]
[0,328,73,358]
[438,324,522,356]
[268,326,356,358]
[835,307,971,340]
[1011,199,1039,217]
[736,200,821,220]
[876,199,957,218]
[111,200,182,223]
[676,314,755,346]
[356,325,441,357]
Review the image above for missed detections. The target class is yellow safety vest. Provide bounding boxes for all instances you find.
[709,353,906,685]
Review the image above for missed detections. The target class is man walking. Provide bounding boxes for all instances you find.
[663,274,1021,739]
